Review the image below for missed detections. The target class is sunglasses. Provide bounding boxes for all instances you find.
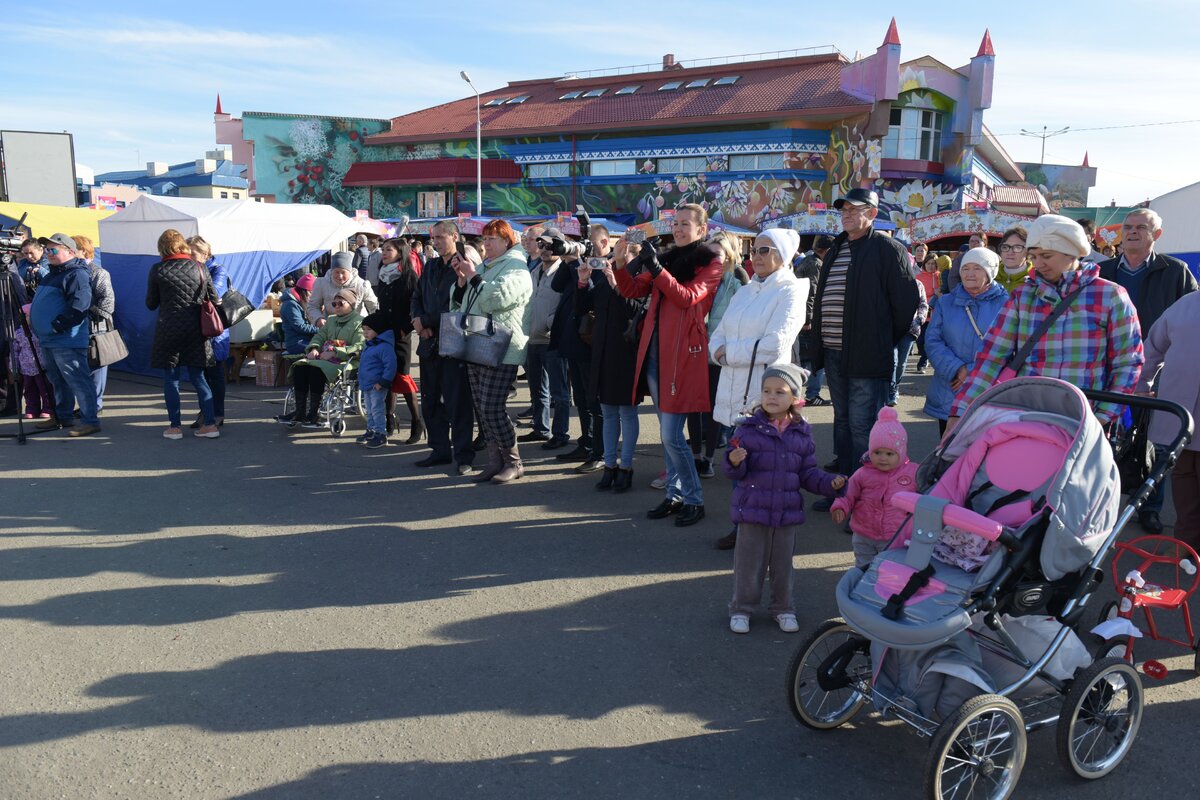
[753,246,778,256]
[331,300,349,307]
[46,247,61,255]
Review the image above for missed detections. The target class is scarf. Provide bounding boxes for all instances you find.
[378,262,402,285]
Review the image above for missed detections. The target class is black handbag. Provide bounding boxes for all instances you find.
[88,317,129,369]
[220,287,254,327]
[1112,408,1156,495]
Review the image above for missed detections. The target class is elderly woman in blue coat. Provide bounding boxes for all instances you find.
[923,247,1008,435]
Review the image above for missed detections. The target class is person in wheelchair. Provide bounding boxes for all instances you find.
[276,287,364,429]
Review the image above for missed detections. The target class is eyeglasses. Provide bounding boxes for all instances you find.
[753,246,778,256]
[999,244,1026,253]
[46,247,60,255]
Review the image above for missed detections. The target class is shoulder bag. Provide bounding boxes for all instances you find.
[438,285,512,368]
[195,262,225,338]
[220,286,254,327]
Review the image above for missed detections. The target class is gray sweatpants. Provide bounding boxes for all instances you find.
[852,533,889,570]
[729,522,800,617]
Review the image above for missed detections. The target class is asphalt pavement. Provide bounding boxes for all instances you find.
[0,368,1194,799]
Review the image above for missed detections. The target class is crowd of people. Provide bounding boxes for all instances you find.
[5,199,1198,635]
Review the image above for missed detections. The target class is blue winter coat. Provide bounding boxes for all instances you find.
[923,282,1008,420]
[358,329,397,390]
[30,257,92,349]
[722,410,839,527]
[280,290,318,354]
[207,259,231,362]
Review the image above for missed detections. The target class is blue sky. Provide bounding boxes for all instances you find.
[8,1,1197,206]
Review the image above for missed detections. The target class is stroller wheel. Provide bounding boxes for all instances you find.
[1096,600,1119,625]
[785,618,870,730]
[1090,636,1130,663]
[925,694,1026,800]
[1055,657,1142,780]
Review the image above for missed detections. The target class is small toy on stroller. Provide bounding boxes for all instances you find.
[785,377,1193,800]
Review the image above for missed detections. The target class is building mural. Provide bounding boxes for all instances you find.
[825,114,878,201]
[877,179,961,233]
[1016,162,1098,210]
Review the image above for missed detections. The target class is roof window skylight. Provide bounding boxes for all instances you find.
[559,91,582,100]
[484,98,507,106]
[506,95,530,104]
[615,85,640,95]
[713,76,741,86]
[685,79,711,89]
[582,88,607,98]
[658,81,683,91]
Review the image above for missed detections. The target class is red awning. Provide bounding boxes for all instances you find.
[341,158,522,187]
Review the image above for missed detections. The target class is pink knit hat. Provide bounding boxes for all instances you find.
[869,407,907,460]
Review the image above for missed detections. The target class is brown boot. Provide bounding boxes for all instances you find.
[491,445,524,483]
[473,442,504,482]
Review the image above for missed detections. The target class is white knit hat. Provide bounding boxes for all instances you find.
[961,247,1000,281]
[1026,213,1090,258]
[757,228,801,267]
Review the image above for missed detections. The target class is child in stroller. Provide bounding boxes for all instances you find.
[786,377,1194,800]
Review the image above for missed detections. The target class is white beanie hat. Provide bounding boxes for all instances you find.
[1026,213,1090,258]
[961,247,1000,282]
[757,228,801,267]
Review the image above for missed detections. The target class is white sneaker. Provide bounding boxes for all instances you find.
[729,615,750,634]
[650,471,667,490]
[775,613,799,633]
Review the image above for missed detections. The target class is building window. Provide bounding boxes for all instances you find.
[484,97,507,107]
[559,91,582,100]
[582,88,607,98]
[233,192,240,198]
[713,76,741,86]
[657,156,708,173]
[418,191,448,218]
[658,81,683,91]
[506,95,530,104]
[729,153,786,170]
[220,191,228,199]
[883,107,944,160]
[589,159,637,176]
[527,163,570,179]
[685,78,711,89]
[615,85,640,95]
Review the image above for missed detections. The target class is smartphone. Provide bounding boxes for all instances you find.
[455,241,466,258]
[625,230,646,245]
[586,257,607,270]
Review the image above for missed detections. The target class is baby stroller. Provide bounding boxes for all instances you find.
[785,377,1193,800]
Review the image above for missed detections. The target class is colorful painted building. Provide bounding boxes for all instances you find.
[219,20,1028,240]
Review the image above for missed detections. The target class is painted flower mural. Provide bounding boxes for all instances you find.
[879,180,959,231]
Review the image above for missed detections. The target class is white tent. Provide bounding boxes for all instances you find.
[99,196,360,374]
[1151,181,1200,275]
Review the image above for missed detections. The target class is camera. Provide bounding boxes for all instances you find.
[540,205,596,262]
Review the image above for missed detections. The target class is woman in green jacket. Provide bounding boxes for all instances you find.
[449,220,533,482]
[277,286,365,429]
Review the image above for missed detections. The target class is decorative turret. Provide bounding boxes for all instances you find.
[876,17,900,101]
[214,93,230,121]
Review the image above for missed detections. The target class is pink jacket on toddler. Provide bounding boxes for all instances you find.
[832,458,920,542]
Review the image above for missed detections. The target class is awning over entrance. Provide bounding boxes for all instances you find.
[341,158,522,187]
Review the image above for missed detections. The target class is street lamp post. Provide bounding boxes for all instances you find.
[1020,125,1070,165]
[460,70,482,216]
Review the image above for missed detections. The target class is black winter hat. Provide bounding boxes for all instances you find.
[361,311,391,334]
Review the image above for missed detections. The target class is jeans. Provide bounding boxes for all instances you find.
[43,346,99,426]
[1144,443,1169,514]
[362,386,388,435]
[91,366,108,412]
[801,360,824,401]
[890,333,916,405]
[600,403,640,468]
[823,348,890,475]
[164,365,214,428]
[568,356,603,458]
[646,341,703,506]
[525,343,570,438]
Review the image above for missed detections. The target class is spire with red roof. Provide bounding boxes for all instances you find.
[883,17,901,46]
[215,93,224,115]
[977,29,994,57]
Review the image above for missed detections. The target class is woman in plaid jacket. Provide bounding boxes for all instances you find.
[950,214,1143,427]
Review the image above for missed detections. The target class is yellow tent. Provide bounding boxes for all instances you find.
[0,201,115,245]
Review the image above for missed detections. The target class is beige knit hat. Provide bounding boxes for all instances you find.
[1026,214,1090,258]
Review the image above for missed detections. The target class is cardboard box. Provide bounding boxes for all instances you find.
[255,349,291,387]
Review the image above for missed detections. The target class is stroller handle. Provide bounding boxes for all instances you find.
[1080,388,1195,453]
[892,491,1015,547]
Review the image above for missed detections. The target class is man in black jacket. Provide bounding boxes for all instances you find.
[811,188,920,490]
[411,221,476,473]
[1100,208,1198,533]
[792,234,832,405]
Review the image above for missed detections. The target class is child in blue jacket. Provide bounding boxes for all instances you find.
[358,312,397,448]
[723,363,845,634]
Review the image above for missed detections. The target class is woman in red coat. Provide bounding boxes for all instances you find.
[615,204,723,527]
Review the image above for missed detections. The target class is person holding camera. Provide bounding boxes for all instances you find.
[450,219,533,483]
[519,227,572,450]
[614,204,724,527]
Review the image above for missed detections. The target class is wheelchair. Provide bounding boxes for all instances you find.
[280,355,363,437]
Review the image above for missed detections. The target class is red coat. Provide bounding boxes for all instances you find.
[615,242,723,413]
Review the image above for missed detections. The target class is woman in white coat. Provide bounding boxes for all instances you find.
[709,228,808,429]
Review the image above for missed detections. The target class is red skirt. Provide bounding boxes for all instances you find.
[391,374,417,395]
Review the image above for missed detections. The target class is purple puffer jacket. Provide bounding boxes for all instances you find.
[722,410,839,527]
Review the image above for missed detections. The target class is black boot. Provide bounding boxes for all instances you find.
[612,468,634,493]
[595,466,617,491]
[403,393,425,443]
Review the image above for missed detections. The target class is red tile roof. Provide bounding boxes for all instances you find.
[342,158,521,187]
[991,185,1050,214]
[367,53,869,146]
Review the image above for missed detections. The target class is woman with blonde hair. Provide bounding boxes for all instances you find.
[71,234,116,412]
[145,229,219,439]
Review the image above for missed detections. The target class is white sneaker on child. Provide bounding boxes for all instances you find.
[775,613,799,633]
[729,615,750,634]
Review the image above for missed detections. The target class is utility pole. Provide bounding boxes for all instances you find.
[1020,126,1070,164]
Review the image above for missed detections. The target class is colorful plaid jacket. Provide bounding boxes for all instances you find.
[951,262,1143,424]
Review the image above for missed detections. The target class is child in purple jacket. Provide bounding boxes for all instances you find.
[724,363,845,634]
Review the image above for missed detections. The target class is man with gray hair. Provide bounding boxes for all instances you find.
[1100,207,1197,534]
